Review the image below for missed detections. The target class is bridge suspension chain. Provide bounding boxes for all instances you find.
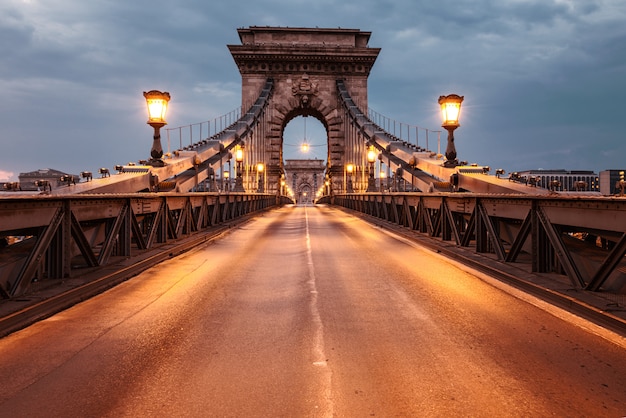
[367,108,441,153]
[336,79,450,193]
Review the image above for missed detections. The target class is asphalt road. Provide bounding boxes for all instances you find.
[0,204,625,417]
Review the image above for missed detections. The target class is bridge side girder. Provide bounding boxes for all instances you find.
[0,193,287,298]
[324,193,626,295]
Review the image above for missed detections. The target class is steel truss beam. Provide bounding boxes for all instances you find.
[0,193,283,298]
[327,193,626,294]
[587,233,626,291]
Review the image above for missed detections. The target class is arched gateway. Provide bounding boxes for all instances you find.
[228,26,380,193]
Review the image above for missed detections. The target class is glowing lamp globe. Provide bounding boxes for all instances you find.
[438,94,463,128]
[367,146,377,164]
[144,90,170,125]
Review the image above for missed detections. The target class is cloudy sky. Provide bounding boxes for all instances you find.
[1,0,625,181]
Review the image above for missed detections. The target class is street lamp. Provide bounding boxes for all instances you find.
[257,162,265,193]
[223,170,230,192]
[438,94,464,168]
[380,170,386,192]
[143,90,170,167]
[346,163,354,193]
[234,143,245,192]
[367,145,377,192]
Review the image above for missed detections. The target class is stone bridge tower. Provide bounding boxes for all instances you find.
[228,26,380,192]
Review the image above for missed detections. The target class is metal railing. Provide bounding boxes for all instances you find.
[0,192,289,298]
[164,107,242,153]
[368,108,442,153]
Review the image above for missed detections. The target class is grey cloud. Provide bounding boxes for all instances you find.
[1,0,625,180]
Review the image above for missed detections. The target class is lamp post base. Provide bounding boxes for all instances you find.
[234,177,245,192]
[367,176,377,192]
[147,158,166,167]
[443,159,459,168]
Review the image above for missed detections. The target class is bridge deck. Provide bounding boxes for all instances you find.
[0,205,624,416]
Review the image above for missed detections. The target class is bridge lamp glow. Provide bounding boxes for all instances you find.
[367,145,377,192]
[143,90,170,167]
[234,143,245,192]
[222,170,230,192]
[256,163,265,193]
[438,94,464,168]
[367,147,377,164]
[345,163,355,193]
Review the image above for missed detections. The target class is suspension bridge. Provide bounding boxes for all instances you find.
[0,26,625,416]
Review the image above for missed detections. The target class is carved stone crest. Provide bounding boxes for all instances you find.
[291,73,318,107]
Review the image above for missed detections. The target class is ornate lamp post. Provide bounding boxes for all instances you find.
[222,170,230,192]
[256,162,265,193]
[438,94,464,168]
[326,173,333,196]
[143,90,170,167]
[234,144,245,192]
[366,145,377,192]
[346,163,354,193]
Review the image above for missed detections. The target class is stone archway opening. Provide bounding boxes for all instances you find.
[282,115,328,163]
[282,112,329,203]
[298,184,312,204]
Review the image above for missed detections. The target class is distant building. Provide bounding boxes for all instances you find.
[284,159,326,203]
[513,169,599,192]
[18,168,78,191]
[599,170,626,196]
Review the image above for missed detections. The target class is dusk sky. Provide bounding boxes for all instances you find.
[1,0,625,181]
